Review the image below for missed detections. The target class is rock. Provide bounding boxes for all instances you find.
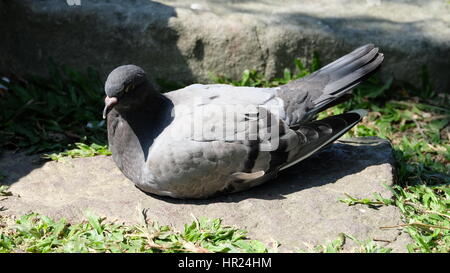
[0,137,412,252]
[1,0,449,92]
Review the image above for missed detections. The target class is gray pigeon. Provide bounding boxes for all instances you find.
[103,44,384,199]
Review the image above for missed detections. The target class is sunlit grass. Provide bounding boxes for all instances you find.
[0,211,269,253]
[43,142,111,162]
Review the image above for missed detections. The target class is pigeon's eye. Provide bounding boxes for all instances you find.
[124,84,133,93]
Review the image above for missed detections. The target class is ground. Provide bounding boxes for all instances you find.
[0,137,414,252]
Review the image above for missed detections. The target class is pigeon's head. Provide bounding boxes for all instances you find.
[103,64,151,119]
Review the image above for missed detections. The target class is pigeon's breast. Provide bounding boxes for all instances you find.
[108,112,147,184]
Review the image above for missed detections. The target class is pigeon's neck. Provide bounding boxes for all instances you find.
[121,90,167,118]
[108,91,173,184]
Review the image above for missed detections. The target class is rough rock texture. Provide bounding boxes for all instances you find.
[0,0,449,92]
[0,137,411,252]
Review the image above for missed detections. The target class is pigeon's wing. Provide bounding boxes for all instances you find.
[144,87,366,198]
[276,44,383,126]
[164,83,284,115]
[276,110,366,171]
[143,96,282,198]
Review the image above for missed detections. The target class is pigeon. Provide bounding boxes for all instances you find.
[103,44,384,199]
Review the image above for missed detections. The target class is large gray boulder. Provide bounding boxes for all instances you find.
[1,0,449,92]
[0,138,412,252]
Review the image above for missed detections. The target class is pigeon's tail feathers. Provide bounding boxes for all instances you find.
[312,46,384,111]
[277,44,383,126]
[317,44,377,76]
[279,109,367,171]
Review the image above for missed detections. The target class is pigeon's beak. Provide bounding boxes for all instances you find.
[103,96,118,119]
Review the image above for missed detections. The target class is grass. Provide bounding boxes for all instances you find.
[212,52,321,88]
[0,211,269,253]
[339,191,393,207]
[43,142,111,162]
[0,62,106,154]
[0,186,12,197]
[0,56,449,252]
[339,184,450,253]
[302,233,392,253]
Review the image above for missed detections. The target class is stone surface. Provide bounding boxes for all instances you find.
[1,0,449,92]
[0,137,411,252]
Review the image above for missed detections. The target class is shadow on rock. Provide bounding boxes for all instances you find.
[0,150,45,187]
[1,0,195,86]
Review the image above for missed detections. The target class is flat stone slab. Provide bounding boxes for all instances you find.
[1,0,449,92]
[0,138,411,252]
